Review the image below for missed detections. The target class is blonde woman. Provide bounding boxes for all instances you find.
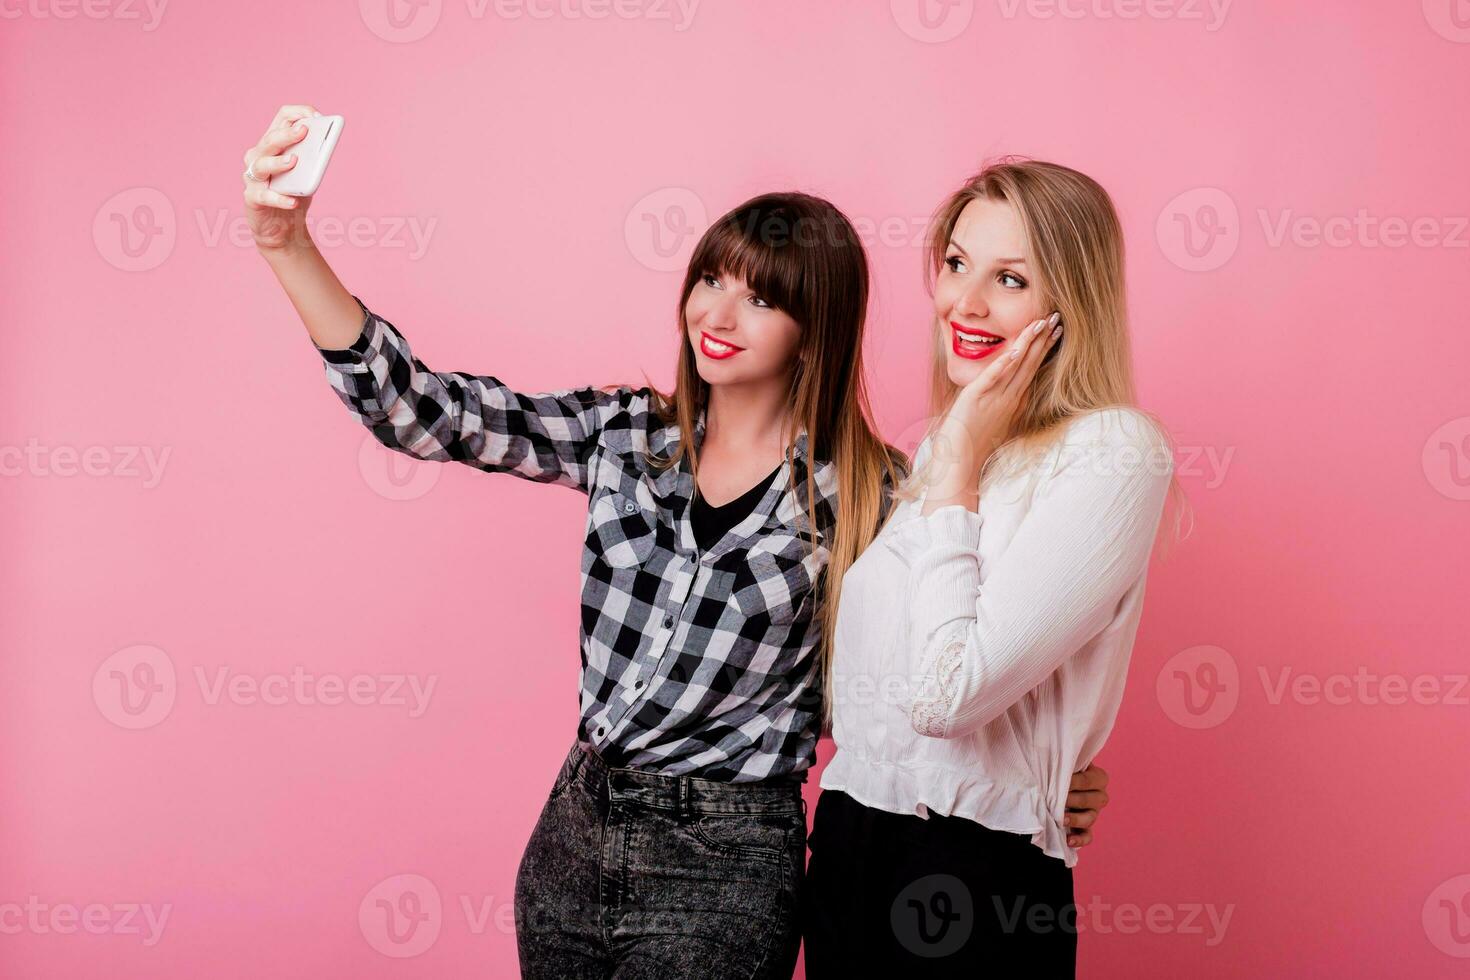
[803,160,1180,977]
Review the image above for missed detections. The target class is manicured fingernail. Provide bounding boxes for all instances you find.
[1033,320,1046,336]
[1049,312,1061,326]
[1068,837,1080,846]
[1052,326,1062,340]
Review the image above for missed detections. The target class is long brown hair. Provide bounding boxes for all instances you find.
[647,192,903,725]
[899,159,1190,546]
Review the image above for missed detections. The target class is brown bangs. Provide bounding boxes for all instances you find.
[681,196,819,321]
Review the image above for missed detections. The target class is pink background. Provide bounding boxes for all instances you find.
[4,1,1469,976]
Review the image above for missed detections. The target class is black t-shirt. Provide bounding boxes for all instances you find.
[691,464,783,552]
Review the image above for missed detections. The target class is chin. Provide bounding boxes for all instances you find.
[945,355,985,388]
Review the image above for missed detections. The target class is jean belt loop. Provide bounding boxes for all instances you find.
[677,774,691,822]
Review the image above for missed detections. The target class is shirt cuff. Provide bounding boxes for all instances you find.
[313,294,382,369]
[883,503,983,568]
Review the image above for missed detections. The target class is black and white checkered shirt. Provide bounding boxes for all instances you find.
[316,297,840,782]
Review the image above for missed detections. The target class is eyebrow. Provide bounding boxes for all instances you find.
[946,240,1027,264]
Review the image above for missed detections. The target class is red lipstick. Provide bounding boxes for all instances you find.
[699,331,745,360]
[950,321,1007,360]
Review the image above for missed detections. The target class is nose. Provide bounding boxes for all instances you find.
[702,293,740,331]
[952,281,989,319]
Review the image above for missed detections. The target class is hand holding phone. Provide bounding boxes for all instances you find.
[269,114,344,197]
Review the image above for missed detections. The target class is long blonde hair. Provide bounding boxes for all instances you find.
[646,192,905,726]
[899,158,1190,544]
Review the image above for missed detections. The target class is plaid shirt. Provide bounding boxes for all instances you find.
[316,297,840,782]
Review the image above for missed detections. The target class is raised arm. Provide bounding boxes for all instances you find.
[893,409,1173,739]
[313,298,627,490]
[244,104,625,492]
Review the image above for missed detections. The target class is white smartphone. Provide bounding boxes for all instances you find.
[270,114,344,197]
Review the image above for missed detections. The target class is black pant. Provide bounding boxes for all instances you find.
[802,789,1077,978]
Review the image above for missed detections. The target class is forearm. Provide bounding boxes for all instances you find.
[258,239,365,351]
[917,419,985,516]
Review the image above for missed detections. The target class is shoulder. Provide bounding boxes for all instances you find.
[1041,406,1175,488]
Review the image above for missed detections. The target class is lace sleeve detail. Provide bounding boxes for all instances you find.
[909,637,967,738]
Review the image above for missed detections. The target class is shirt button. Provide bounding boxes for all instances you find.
[633,680,644,690]
[596,726,605,737]
[623,502,637,514]
[663,616,673,629]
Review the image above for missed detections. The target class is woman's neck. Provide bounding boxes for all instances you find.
[704,377,795,456]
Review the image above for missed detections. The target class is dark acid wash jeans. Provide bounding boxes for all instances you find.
[513,741,807,979]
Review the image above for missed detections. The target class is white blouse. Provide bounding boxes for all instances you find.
[821,407,1174,867]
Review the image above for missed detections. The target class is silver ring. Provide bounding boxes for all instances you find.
[243,161,263,182]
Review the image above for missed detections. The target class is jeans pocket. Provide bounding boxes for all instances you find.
[688,810,804,866]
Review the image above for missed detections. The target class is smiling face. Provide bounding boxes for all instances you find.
[683,269,803,387]
[933,196,1050,388]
